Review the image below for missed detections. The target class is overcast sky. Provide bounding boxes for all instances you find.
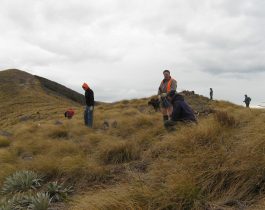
[0,0,264,106]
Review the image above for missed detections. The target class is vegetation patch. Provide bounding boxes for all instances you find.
[0,170,73,210]
[48,128,69,139]
[215,110,237,127]
[1,171,42,194]
[100,142,140,164]
[0,136,10,148]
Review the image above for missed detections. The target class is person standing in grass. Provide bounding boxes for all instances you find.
[243,94,251,108]
[164,90,196,129]
[210,88,213,100]
[82,83,94,128]
[158,70,177,123]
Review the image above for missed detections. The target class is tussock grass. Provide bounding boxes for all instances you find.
[70,176,203,210]
[70,187,143,210]
[0,150,17,164]
[0,164,17,184]
[22,155,61,179]
[215,110,237,127]
[48,127,70,139]
[133,115,154,128]
[122,108,140,116]
[99,141,140,164]
[0,136,10,148]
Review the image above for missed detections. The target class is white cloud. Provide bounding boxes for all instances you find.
[0,0,264,105]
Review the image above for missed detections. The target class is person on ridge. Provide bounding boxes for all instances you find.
[243,94,251,108]
[164,90,196,129]
[82,83,94,127]
[158,70,177,122]
[210,88,213,100]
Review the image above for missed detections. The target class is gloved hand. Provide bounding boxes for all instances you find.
[89,106,94,111]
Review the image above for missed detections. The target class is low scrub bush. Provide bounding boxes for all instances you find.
[1,171,42,194]
[3,193,32,210]
[29,192,51,210]
[0,192,50,210]
[0,201,12,210]
[47,181,73,202]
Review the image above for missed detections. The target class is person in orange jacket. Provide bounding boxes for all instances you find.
[158,70,177,122]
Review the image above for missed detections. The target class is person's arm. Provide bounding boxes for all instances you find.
[171,101,181,121]
[91,90,95,106]
[85,91,89,106]
[171,79,177,91]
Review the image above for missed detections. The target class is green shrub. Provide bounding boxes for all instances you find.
[1,171,42,194]
[1,192,51,210]
[47,181,73,202]
[2,193,32,210]
[29,192,50,210]
[0,201,12,210]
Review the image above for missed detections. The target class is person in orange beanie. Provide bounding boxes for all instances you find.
[82,82,94,127]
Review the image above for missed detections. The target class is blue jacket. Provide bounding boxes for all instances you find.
[171,94,196,122]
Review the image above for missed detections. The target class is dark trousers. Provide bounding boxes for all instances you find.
[84,106,94,127]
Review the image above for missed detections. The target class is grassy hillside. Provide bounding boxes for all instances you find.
[1,70,265,210]
[0,69,83,129]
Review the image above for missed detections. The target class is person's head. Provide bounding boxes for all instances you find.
[82,83,89,91]
[245,94,247,97]
[167,90,176,101]
[210,88,212,90]
[163,70,171,80]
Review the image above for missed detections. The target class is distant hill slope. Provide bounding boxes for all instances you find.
[35,75,85,105]
[0,69,85,128]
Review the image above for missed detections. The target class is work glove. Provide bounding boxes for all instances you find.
[89,106,94,111]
